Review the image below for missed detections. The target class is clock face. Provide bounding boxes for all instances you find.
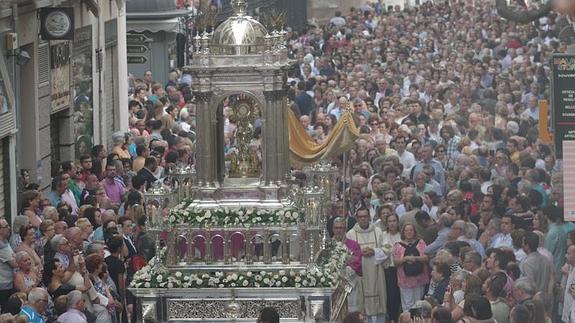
[45,11,72,38]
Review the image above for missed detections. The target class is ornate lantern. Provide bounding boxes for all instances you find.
[171,164,196,201]
[303,161,338,202]
[143,181,172,231]
[302,186,324,264]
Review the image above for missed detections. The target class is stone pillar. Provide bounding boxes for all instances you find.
[193,91,215,187]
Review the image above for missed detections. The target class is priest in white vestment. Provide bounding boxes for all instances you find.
[346,207,388,323]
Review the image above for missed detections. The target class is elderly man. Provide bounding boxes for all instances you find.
[411,143,445,191]
[346,207,387,323]
[58,290,88,323]
[20,287,49,323]
[0,218,16,310]
[424,213,452,256]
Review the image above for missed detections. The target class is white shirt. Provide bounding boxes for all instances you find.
[61,189,79,216]
[397,150,416,179]
[563,266,575,323]
[59,309,88,323]
[491,233,513,249]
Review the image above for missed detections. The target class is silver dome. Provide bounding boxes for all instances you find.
[210,0,268,55]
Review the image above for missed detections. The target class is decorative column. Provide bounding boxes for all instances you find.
[263,90,278,185]
[193,91,215,187]
[276,88,290,183]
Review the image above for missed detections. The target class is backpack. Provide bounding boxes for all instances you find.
[400,240,424,277]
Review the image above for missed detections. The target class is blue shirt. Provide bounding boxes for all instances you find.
[20,305,45,323]
[544,222,567,275]
[93,226,104,241]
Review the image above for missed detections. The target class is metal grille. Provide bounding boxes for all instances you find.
[38,42,50,86]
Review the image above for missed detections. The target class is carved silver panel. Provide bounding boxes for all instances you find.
[166,298,300,320]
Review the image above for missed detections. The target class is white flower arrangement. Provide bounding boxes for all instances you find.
[130,241,349,289]
[168,204,303,227]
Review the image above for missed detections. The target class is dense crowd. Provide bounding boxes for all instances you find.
[0,0,573,322]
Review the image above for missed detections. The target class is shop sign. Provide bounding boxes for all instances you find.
[50,41,70,113]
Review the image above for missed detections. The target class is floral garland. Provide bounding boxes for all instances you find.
[168,202,303,227]
[130,243,350,289]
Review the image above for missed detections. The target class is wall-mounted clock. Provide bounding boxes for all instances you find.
[39,7,74,40]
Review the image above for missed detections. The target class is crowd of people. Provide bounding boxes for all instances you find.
[311,1,572,323]
[1,0,573,322]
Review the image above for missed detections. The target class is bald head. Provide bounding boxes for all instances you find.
[102,210,116,223]
[65,227,83,249]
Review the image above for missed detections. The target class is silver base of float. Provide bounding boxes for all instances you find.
[129,287,334,323]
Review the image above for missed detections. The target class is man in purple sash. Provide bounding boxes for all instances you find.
[332,217,362,277]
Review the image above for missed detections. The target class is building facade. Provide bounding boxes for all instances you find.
[0,0,128,220]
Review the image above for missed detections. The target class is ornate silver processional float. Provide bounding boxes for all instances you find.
[129,1,352,322]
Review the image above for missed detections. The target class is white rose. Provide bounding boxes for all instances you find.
[205,210,212,218]
[320,277,326,283]
[175,272,182,278]
[230,274,238,281]
[157,275,163,282]
[302,280,308,286]
[242,280,249,286]
[169,215,176,222]
[278,270,286,276]
[168,283,174,288]
[263,278,270,284]
[246,272,253,277]
[255,283,260,288]
[196,279,203,285]
[231,283,236,287]
[281,276,288,283]
[144,282,151,288]
[295,283,301,288]
[247,209,254,215]
[218,284,224,288]
[255,275,262,281]
[292,212,299,219]
[295,277,301,283]
[275,281,281,287]
[285,211,291,219]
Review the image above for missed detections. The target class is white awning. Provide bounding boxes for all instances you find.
[127,19,181,33]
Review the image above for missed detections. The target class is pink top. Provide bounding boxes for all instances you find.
[392,239,430,288]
